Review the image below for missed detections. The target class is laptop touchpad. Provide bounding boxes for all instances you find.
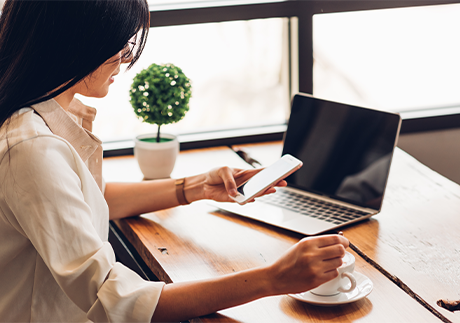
[210,201,299,226]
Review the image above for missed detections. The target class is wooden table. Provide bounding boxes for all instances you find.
[103,143,460,323]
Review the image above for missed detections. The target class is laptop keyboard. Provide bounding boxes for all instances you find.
[257,189,369,225]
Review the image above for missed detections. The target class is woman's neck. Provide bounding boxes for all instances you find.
[54,89,76,111]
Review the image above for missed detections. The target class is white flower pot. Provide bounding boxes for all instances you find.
[134,133,179,179]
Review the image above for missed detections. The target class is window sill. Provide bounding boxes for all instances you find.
[103,106,460,157]
[400,105,460,134]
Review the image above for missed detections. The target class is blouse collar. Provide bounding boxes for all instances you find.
[31,99,101,163]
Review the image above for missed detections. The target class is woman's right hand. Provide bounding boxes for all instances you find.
[151,234,349,322]
[265,234,349,295]
[186,166,287,203]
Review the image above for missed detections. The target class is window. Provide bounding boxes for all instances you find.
[77,17,290,143]
[313,3,460,114]
[6,0,453,152]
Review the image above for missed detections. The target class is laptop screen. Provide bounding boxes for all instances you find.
[282,94,401,210]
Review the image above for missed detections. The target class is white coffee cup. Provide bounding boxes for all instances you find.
[310,251,357,296]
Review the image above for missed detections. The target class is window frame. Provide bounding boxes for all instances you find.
[103,0,460,157]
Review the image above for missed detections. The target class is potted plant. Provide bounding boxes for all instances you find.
[130,63,192,179]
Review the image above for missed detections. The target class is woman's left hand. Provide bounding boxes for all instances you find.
[201,166,287,203]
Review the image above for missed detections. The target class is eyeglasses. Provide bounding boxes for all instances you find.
[122,40,136,60]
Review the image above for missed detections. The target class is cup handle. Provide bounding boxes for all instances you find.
[338,272,357,293]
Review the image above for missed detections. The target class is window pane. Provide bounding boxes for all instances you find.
[313,4,460,113]
[77,18,289,142]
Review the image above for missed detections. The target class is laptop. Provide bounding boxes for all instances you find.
[212,93,401,235]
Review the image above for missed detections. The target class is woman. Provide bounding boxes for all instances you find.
[0,1,349,322]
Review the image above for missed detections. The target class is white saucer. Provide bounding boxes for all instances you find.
[288,272,373,306]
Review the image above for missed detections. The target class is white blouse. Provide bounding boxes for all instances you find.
[0,99,164,322]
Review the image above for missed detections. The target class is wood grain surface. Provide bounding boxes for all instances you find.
[104,145,448,322]
[232,141,460,323]
[342,148,460,323]
[114,201,439,323]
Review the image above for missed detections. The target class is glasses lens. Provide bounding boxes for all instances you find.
[122,41,135,59]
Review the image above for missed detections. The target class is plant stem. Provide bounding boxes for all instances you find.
[157,125,161,143]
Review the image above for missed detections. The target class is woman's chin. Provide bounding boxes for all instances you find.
[87,89,110,99]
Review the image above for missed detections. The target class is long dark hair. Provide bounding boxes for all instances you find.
[0,0,150,127]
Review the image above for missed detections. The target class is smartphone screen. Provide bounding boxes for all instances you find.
[236,155,302,201]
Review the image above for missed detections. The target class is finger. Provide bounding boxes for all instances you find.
[308,268,340,290]
[318,244,347,260]
[252,185,276,198]
[321,256,344,272]
[234,168,261,177]
[315,235,349,249]
[218,167,239,197]
[264,187,277,195]
[274,180,287,187]
[231,168,246,177]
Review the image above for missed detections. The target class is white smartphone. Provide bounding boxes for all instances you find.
[230,154,303,205]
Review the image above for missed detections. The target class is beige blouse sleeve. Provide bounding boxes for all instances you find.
[2,135,164,322]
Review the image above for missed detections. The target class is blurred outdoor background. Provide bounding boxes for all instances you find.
[2,0,460,143]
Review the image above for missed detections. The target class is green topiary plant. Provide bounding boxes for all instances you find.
[130,63,192,142]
